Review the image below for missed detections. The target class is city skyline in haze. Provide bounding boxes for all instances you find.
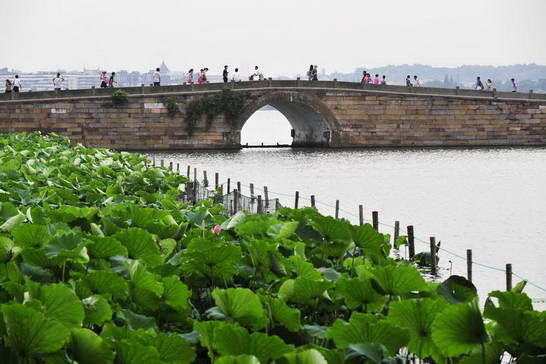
[2,0,546,76]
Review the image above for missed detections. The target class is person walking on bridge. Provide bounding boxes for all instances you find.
[486,79,493,91]
[108,72,117,88]
[373,74,380,85]
[100,71,108,88]
[511,78,517,92]
[231,68,241,82]
[12,75,22,92]
[475,77,484,90]
[406,75,413,87]
[223,66,229,83]
[153,68,161,87]
[413,75,421,87]
[381,75,387,85]
[307,65,313,81]
[4,79,12,93]
[251,66,264,81]
[186,69,194,84]
[312,65,318,81]
[52,73,64,90]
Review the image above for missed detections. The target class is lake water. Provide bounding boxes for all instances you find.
[148,109,546,305]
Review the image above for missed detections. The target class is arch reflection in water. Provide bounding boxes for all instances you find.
[240,106,293,146]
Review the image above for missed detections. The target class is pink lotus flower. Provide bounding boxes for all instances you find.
[212,225,222,234]
[317,267,328,274]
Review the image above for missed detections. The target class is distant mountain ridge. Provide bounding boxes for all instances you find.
[324,64,546,92]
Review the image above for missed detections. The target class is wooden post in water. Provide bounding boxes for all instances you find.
[294,191,299,209]
[233,190,238,213]
[215,173,219,189]
[506,264,512,291]
[237,181,241,194]
[152,157,156,166]
[407,226,415,259]
[310,195,315,207]
[264,186,269,209]
[394,221,400,246]
[250,183,254,196]
[229,200,233,215]
[372,211,379,231]
[186,165,190,178]
[169,161,173,170]
[359,205,363,226]
[203,171,207,186]
[257,195,263,214]
[466,249,473,283]
[227,179,231,194]
[335,200,340,219]
[160,159,164,167]
[193,168,197,203]
[430,237,437,276]
[176,163,180,172]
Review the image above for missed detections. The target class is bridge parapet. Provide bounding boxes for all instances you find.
[1,80,545,104]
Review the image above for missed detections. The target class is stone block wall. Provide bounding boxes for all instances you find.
[0,83,545,150]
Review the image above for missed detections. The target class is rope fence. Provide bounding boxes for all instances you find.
[149,159,546,303]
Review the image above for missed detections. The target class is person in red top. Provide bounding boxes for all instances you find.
[100,71,108,88]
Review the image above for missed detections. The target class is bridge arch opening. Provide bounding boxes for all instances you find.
[240,106,293,146]
[233,91,339,147]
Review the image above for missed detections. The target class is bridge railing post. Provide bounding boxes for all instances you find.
[91,86,96,96]
[529,89,534,99]
[455,86,459,95]
[333,78,338,88]
[492,88,496,98]
[141,83,145,94]
[268,77,273,87]
[296,77,301,87]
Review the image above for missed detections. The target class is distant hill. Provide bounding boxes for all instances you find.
[321,64,546,92]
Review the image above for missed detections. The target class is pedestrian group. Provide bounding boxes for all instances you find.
[3,67,521,94]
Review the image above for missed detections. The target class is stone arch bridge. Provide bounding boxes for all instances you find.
[0,80,545,149]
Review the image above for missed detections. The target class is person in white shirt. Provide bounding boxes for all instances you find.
[52,73,64,90]
[252,66,264,81]
[231,68,241,82]
[413,75,421,87]
[153,68,161,87]
[12,75,22,92]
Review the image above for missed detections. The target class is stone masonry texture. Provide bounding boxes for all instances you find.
[0,81,544,150]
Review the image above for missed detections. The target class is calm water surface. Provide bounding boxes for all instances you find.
[148,110,546,303]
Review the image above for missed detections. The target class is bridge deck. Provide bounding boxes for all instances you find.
[1,80,545,104]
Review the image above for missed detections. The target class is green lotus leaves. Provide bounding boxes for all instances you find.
[11,223,50,247]
[32,283,85,328]
[87,235,128,259]
[284,348,328,364]
[326,312,409,354]
[44,231,89,264]
[388,298,447,361]
[370,263,428,297]
[70,328,115,364]
[213,323,294,362]
[83,295,113,325]
[154,332,197,364]
[261,295,301,332]
[335,275,388,312]
[162,275,191,312]
[114,227,163,267]
[2,303,71,358]
[431,300,488,357]
[215,355,261,364]
[437,275,478,303]
[211,288,268,330]
[85,270,129,299]
[0,133,543,363]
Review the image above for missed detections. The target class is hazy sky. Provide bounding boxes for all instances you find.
[2,0,546,76]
